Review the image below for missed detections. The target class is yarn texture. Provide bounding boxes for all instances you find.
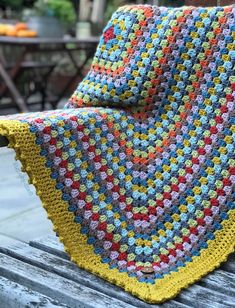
[0,5,235,303]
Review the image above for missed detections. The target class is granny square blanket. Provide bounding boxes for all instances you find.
[0,5,235,303]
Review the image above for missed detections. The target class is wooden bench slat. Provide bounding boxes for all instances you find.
[0,276,68,308]
[0,136,9,147]
[199,269,235,298]
[30,235,235,308]
[0,252,134,308]
[221,255,235,274]
[0,241,188,308]
[30,235,69,260]
[176,283,235,308]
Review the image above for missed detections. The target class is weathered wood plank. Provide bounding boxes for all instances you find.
[176,284,235,308]
[0,252,135,308]
[199,269,235,297]
[30,235,235,308]
[30,235,69,260]
[0,135,9,147]
[30,237,190,308]
[0,242,188,308]
[221,255,235,274]
[0,276,68,308]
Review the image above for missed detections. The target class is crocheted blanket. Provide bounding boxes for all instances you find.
[0,5,235,303]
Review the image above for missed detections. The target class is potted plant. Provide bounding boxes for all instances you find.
[89,0,125,36]
[0,0,23,19]
[25,0,76,38]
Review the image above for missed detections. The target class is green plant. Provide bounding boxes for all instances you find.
[105,0,126,22]
[33,0,76,25]
[0,0,23,10]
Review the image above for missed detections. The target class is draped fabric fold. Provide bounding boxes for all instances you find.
[0,5,235,303]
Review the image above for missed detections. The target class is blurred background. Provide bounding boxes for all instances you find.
[0,0,234,246]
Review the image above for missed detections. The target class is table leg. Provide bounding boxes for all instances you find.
[53,47,95,108]
[0,48,27,97]
[40,64,57,111]
[0,62,28,112]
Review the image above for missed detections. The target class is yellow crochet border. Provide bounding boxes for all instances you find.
[0,119,234,304]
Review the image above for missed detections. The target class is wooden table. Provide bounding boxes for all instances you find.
[0,36,99,112]
[0,235,234,307]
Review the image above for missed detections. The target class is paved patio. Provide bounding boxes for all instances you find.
[0,147,54,246]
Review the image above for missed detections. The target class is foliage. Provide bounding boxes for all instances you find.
[105,0,126,22]
[0,0,23,10]
[33,0,76,25]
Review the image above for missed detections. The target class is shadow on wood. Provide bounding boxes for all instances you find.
[0,235,234,308]
[0,136,9,147]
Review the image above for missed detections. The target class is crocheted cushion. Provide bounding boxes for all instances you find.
[67,5,235,109]
[0,4,235,304]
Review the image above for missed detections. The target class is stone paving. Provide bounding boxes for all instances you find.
[0,101,67,246]
[0,147,54,246]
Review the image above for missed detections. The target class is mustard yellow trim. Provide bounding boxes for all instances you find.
[0,119,234,304]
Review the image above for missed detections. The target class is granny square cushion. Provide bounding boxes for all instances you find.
[68,5,235,109]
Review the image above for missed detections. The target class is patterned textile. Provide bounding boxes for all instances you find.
[0,5,235,303]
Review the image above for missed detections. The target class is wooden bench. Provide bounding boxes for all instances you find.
[0,136,8,147]
[0,235,234,308]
